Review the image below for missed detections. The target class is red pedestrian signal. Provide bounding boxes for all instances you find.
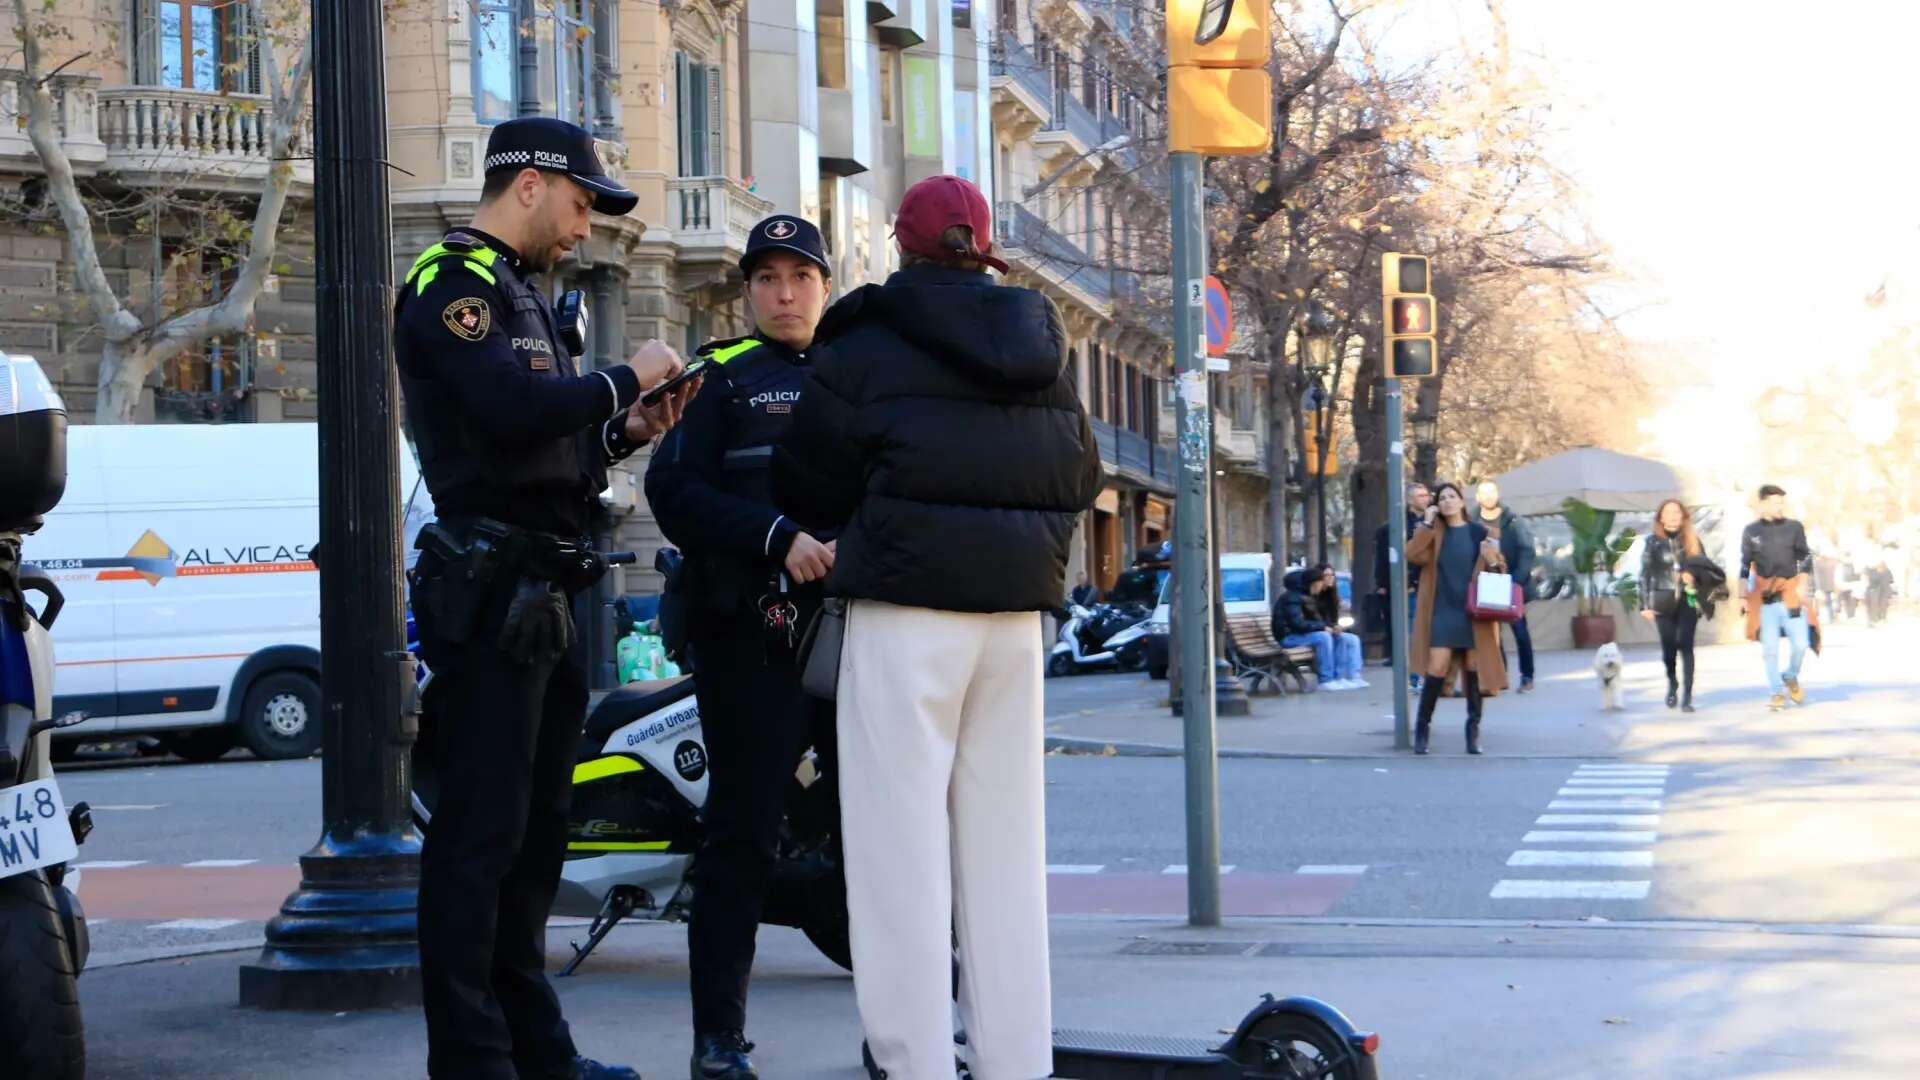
[1382,252,1437,379]
[1390,297,1432,335]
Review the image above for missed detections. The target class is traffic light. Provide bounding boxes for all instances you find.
[1302,410,1338,476]
[1167,0,1272,156]
[1382,252,1437,378]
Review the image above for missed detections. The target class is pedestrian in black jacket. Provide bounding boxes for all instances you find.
[771,176,1100,1080]
[1639,499,1706,712]
[1475,480,1536,692]
[1372,483,1430,680]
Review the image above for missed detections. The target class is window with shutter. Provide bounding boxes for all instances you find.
[675,52,695,176]
[706,64,725,177]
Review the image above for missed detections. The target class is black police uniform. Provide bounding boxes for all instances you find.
[642,217,834,1062]
[396,118,648,1080]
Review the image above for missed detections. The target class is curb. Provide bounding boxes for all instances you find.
[90,937,266,971]
[1043,735,1624,762]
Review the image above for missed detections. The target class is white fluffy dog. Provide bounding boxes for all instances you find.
[1594,642,1625,711]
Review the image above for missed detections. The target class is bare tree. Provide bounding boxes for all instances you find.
[12,0,314,422]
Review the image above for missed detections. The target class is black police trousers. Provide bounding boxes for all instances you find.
[415,576,588,1080]
[686,610,826,1035]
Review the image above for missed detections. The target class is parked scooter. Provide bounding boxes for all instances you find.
[1,352,94,1080]
[1048,602,1152,677]
[406,550,848,976]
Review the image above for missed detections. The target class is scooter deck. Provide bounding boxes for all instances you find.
[1053,1027,1222,1063]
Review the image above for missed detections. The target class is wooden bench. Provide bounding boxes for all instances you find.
[1223,615,1319,694]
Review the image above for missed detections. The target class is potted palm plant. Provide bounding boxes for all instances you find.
[1563,497,1637,647]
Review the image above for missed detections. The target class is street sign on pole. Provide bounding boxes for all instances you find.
[1204,275,1232,356]
[1171,154,1222,928]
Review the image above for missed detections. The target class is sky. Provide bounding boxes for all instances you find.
[1376,0,1920,390]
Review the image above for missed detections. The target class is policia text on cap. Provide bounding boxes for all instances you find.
[395,116,699,1080]
[644,213,836,1080]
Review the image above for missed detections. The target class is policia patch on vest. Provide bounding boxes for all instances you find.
[442,297,492,341]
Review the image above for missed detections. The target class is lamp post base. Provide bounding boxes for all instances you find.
[238,829,422,1011]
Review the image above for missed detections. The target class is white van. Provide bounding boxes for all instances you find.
[1141,552,1274,679]
[30,423,418,760]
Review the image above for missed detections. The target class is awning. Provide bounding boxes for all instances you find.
[1492,447,1686,516]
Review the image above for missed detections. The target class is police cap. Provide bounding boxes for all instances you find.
[484,117,638,217]
[742,215,831,277]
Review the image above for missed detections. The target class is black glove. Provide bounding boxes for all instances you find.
[498,577,575,665]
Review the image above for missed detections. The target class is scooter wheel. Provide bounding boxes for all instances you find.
[1046,654,1074,678]
[0,871,86,1080]
[1235,1011,1372,1080]
[1117,644,1147,673]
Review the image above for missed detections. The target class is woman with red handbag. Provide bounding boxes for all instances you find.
[1406,482,1510,755]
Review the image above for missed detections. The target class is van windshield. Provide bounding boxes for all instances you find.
[1221,568,1265,603]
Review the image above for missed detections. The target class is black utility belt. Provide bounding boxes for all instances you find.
[416,517,601,588]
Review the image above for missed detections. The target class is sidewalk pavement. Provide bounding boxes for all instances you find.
[1043,619,1909,761]
[81,914,1920,1079]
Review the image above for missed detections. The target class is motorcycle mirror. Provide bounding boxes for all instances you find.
[28,711,89,737]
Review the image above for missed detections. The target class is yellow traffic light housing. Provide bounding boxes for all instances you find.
[1167,0,1272,156]
[1382,252,1437,379]
[1169,0,1271,68]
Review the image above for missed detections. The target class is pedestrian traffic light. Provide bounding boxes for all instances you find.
[1167,0,1272,156]
[1381,252,1437,379]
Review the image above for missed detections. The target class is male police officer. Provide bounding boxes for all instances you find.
[645,215,835,1080]
[397,116,699,1080]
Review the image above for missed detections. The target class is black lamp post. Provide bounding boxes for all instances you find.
[1300,302,1337,563]
[1411,410,1438,480]
[238,0,422,1009]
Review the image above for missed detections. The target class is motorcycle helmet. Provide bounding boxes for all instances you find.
[0,352,68,531]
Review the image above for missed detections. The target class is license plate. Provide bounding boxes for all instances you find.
[0,777,79,880]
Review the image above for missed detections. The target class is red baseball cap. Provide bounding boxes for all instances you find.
[894,175,1010,273]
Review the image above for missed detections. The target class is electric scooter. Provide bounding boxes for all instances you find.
[405,553,848,977]
[1,352,95,1080]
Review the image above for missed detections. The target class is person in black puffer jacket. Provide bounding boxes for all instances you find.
[772,176,1099,1080]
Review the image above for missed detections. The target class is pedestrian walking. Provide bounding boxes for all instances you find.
[1739,484,1817,711]
[1407,482,1509,755]
[1814,550,1840,624]
[1639,499,1705,713]
[1866,556,1896,626]
[772,175,1101,1080]
[1373,482,1430,685]
[397,116,696,1080]
[1475,480,1536,693]
[644,213,837,1080]
[1272,565,1363,690]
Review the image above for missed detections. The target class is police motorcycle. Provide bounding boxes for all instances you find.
[1048,601,1153,677]
[404,537,848,977]
[0,353,94,1080]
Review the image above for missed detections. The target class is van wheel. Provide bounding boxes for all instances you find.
[162,729,236,763]
[238,672,323,760]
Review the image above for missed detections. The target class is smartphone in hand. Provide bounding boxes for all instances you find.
[640,357,710,407]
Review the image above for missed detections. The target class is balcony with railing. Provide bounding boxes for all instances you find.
[669,175,775,273]
[989,33,1053,130]
[994,202,1112,310]
[1092,417,1175,493]
[1,70,107,173]
[97,87,313,190]
[1039,86,1102,157]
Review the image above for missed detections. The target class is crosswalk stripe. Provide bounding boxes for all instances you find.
[1296,865,1368,875]
[1047,865,1105,874]
[1574,766,1670,773]
[1549,799,1662,810]
[1162,865,1237,874]
[1507,850,1654,868]
[1523,830,1657,844]
[1491,880,1651,900]
[1556,788,1664,796]
[1563,776,1668,784]
[71,860,145,869]
[1537,814,1660,827]
[150,918,247,931]
[183,859,259,868]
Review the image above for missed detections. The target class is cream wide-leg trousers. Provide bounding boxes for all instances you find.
[837,600,1052,1080]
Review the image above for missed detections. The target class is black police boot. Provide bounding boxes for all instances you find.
[1413,676,1443,755]
[1464,672,1484,756]
[693,1031,757,1080]
[570,1056,642,1080]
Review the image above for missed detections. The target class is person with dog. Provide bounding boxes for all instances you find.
[773,175,1102,1080]
[1406,482,1509,755]
[1739,484,1816,712]
[645,213,840,1080]
[1476,480,1536,693]
[1640,499,1706,712]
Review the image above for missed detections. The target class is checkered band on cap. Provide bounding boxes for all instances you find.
[485,150,534,172]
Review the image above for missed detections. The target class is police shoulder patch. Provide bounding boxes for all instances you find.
[442,297,491,341]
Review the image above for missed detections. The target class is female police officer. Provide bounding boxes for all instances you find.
[396,116,697,1080]
[644,215,835,1080]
